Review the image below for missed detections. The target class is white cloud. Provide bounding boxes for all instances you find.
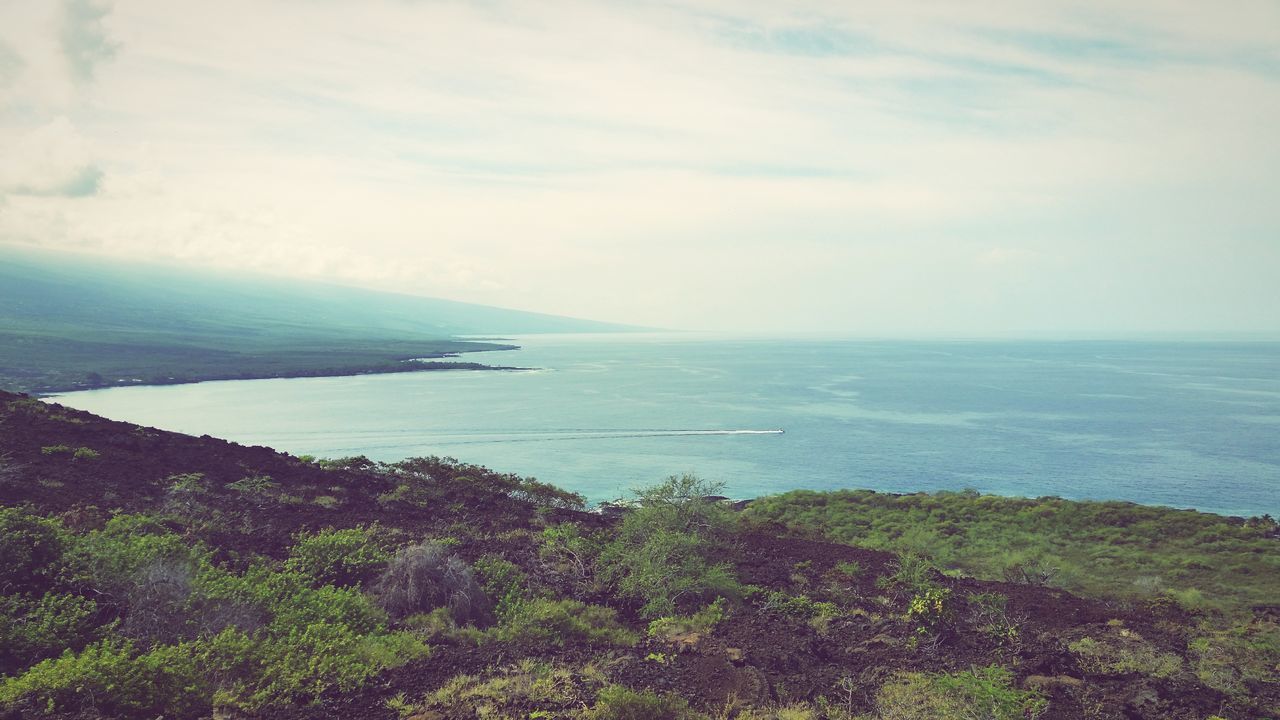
[0,0,1277,335]
[0,116,103,197]
[61,0,118,83]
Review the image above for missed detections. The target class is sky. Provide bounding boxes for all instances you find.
[1,1,1278,336]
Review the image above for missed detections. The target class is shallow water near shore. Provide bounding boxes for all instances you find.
[51,335,1280,517]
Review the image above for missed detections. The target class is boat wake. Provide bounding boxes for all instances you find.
[296,428,785,452]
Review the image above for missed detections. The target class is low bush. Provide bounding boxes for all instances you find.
[0,637,208,718]
[285,527,389,587]
[833,560,862,579]
[648,597,726,647]
[0,507,68,593]
[371,541,489,623]
[63,514,198,608]
[877,552,938,595]
[966,592,1021,647]
[761,591,837,619]
[585,684,703,720]
[487,597,638,649]
[0,592,98,671]
[421,659,602,717]
[163,473,209,514]
[598,474,742,618]
[216,623,428,711]
[871,665,1046,720]
[904,587,953,634]
[539,522,604,582]
[473,554,529,619]
[1068,631,1182,678]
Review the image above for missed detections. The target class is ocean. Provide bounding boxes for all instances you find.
[49,335,1280,517]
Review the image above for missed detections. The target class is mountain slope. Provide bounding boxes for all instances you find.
[0,245,636,392]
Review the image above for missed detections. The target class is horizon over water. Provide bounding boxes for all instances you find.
[50,334,1280,518]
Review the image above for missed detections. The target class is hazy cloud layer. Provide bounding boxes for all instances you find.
[61,0,118,83]
[0,0,1277,335]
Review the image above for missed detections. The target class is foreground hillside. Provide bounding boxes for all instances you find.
[0,246,634,393]
[0,390,1276,719]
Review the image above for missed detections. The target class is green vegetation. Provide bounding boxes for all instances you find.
[1068,629,1183,678]
[869,666,1046,720]
[284,527,390,587]
[648,598,726,647]
[0,511,428,716]
[598,474,743,617]
[585,685,701,719]
[743,488,1280,613]
[1,392,1276,719]
[38,445,97,459]
[417,659,607,717]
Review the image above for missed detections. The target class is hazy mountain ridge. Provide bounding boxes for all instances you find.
[0,246,637,393]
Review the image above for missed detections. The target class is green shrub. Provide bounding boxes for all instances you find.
[508,475,588,511]
[967,592,1021,647]
[63,513,197,604]
[1068,632,1182,678]
[539,523,603,580]
[0,592,99,671]
[285,527,389,587]
[762,591,837,620]
[0,507,68,592]
[904,586,953,634]
[872,665,1046,720]
[833,560,862,579]
[163,473,209,513]
[0,638,208,718]
[488,597,638,649]
[381,456,586,510]
[218,623,428,710]
[648,598,725,646]
[598,474,742,618]
[878,552,938,595]
[585,685,703,720]
[473,554,529,620]
[422,659,602,717]
[1187,619,1279,697]
[38,445,99,459]
[271,582,386,634]
[224,475,280,507]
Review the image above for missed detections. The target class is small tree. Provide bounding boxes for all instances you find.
[598,474,741,618]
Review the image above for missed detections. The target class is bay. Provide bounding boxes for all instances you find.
[50,334,1280,517]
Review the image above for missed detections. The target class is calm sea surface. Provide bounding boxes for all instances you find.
[50,335,1280,517]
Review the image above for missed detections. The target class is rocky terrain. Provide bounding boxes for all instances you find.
[0,390,1275,719]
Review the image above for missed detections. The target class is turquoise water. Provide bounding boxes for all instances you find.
[50,335,1280,517]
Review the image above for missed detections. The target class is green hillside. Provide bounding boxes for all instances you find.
[0,246,635,393]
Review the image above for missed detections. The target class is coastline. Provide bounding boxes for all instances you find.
[39,359,534,397]
[4,341,529,396]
